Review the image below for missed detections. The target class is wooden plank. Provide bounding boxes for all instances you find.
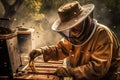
[12,52,65,80]
[14,56,63,79]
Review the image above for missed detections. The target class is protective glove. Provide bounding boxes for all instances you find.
[54,67,73,77]
[29,49,42,60]
[29,60,36,72]
[29,49,42,72]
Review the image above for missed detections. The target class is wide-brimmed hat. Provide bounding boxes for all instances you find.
[51,1,94,31]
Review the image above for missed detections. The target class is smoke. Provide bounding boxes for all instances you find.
[35,11,62,48]
[31,11,62,48]
[14,9,62,49]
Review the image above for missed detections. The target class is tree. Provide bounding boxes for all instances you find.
[0,0,23,31]
[12,0,43,28]
[0,0,42,34]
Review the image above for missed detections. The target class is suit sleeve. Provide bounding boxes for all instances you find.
[42,38,71,62]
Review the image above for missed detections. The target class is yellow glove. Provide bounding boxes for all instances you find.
[29,60,36,72]
[29,49,42,72]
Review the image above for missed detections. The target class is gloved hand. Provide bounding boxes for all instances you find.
[29,49,42,72]
[54,67,73,77]
[29,60,36,72]
[29,49,42,60]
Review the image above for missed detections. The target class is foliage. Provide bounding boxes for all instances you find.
[17,0,42,18]
[24,0,42,15]
[40,0,72,13]
[13,0,44,28]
